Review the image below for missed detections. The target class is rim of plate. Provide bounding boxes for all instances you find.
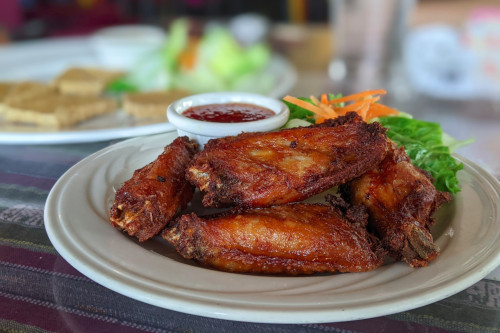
[44,132,500,323]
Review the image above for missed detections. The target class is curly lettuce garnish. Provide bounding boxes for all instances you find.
[282,91,473,194]
[377,116,473,194]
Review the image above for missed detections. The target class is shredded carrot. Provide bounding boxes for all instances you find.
[178,38,200,70]
[283,95,332,119]
[309,95,320,105]
[327,89,387,105]
[335,103,363,116]
[315,117,327,124]
[320,93,328,104]
[311,95,339,119]
[284,90,399,124]
[318,103,337,116]
[366,103,400,119]
[358,103,370,120]
[335,96,380,115]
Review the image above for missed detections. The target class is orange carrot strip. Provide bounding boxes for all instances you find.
[310,95,321,105]
[358,103,370,121]
[178,38,200,70]
[334,96,380,115]
[319,103,336,113]
[335,103,363,116]
[315,116,327,124]
[283,96,332,118]
[321,93,328,104]
[366,103,400,120]
[318,104,339,121]
[310,95,338,116]
[327,89,387,105]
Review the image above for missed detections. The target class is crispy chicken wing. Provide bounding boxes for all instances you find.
[340,142,452,267]
[186,112,388,208]
[109,136,197,241]
[162,197,385,275]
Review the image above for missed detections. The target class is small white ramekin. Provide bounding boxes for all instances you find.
[166,92,289,148]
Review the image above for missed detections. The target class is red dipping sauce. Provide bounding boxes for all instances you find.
[182,103,274,123]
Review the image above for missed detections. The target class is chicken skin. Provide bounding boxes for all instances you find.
[109,136,197,242]
[340,142,452,267]
[162,197,386,275]
[186,112,388,208]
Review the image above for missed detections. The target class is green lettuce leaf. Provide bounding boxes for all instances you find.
[282,97,316,125]
[377,116,473,194]
[282,94,344,127]
[176,26,271,92]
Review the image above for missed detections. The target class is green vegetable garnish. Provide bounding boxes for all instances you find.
[177,26,271,93]
[378,116,473,194]
[281,92,473,194]
[106,79,138,93]
[282,93,344,127]
[162,19,189,73]
[283,97,315,125]
[106,19,272,95]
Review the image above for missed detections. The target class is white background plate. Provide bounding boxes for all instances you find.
[0,37,297,144]
[44,132,500,323]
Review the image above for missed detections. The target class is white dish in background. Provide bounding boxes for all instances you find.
[44,132,500,324]
[167,92,289,147]
[0,37,296,144]
[90,25,167,70]
[403,24,500,101]
[0,112,174,145]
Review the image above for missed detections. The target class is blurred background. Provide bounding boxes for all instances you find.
[1,0,499,99]
[0,0,499,174]
[0,0,327,41]
[1,0,499,97]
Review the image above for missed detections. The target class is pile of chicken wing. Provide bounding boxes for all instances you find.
[109,112,452,275]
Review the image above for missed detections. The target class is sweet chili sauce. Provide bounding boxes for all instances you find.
[182,103,274,123]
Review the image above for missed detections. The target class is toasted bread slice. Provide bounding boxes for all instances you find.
[2,94,117,128]
[0,82,16,114]
[53,67,124,96]
[1,81,58,115]
[123,90,190,119]
[0,82,15,102]
[2,81,58,104]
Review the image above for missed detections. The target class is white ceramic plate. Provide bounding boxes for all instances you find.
[0,37,296,144]
[0,112,175,145]
[44,132,500,323]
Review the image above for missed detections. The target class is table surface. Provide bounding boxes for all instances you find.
[1,29,500,333]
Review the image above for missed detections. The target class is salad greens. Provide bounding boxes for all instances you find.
[282,95,473,194]
[377,116,473,194]
[283,97,315,125]
[283,93,344,126]
[107,19,272,94]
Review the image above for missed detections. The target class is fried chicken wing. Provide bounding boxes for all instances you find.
[162,198,385,275]
[109,136,197,241]
[340,142,452,267]
[186,112,388,208]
